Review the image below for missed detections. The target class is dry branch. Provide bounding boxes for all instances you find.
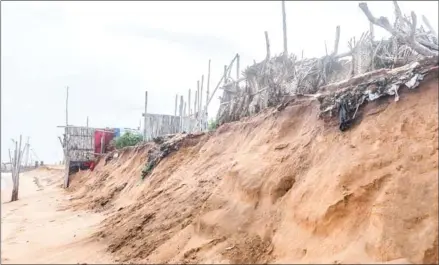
[359,2,437,56]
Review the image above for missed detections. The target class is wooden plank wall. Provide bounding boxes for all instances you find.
[144,114,180,141]
[66,127,95,161]
[144,113,198,141]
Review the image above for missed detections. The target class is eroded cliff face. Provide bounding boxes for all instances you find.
[68,77,438,264]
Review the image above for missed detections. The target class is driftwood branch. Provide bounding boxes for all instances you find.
[359,2,437,57]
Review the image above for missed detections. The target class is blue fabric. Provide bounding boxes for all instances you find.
[114,128,121,138]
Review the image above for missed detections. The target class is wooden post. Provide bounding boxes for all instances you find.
[201,75,205,130]
[11,140,18,201]
[369,22,375,70]
[281,0,288,57]
[332,25,340,56]
[174,94,178,116]
[64,156,70,188]
[200,75,204,122]
[236,54,240,79]
[206,55,238,107]
[179,95,184,131]
[143,91,148,141]
[188,89,191,116]
[265,31,271,60]
[11,135,23,201]
[194,89,198,118]
[197,80,200,116]
[63,86,70,189]
[206,60,211,114]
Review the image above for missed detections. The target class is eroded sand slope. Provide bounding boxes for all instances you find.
[68,78,438,264]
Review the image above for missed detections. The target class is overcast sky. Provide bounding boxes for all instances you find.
[1,1,437,164]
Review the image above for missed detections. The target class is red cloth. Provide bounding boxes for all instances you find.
[94,130,114,154]
[89,161,96,171]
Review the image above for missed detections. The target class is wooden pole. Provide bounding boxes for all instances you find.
[15,135,23,200]
[236,54,240,79]
[63,155,70,188]
[265,31,271,59]
[201,75,205,130]
[223,65,227,85]
[332,25,340,56]
[174,94,178,116]
[197,80,200,115]
[11,140,17,201]
[11,135,22,201]
[194,89,198,118]
[200,75,204,120]
[207,55,238,107]
[179,95,184,131]
[144,91,148,141]
[369,22,375,71]
[206,59,211,114]
[63,85,70,188]
[188,89,191,116]
[281,0,288,57]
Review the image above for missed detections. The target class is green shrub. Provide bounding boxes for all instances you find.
[207,118,219,131]
[114,131,143,149]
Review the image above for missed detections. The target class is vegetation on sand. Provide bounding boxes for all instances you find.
[114,131,143,149]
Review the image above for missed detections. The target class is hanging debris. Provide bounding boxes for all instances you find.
[141,133,204,179]
[318,56,438,131]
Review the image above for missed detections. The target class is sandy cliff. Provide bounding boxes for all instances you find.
[68,77,438,264]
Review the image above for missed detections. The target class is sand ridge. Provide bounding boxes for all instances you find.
[65,78,438,264]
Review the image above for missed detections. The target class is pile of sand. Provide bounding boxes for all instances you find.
[68,78,438,264]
